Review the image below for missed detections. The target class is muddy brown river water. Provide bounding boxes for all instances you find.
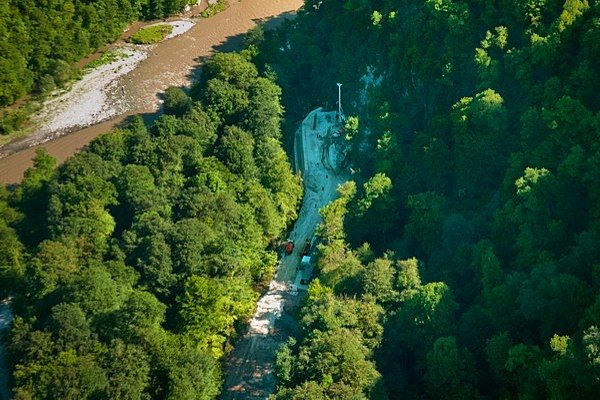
[0,0,303,185]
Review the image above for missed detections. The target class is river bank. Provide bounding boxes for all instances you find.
[0,2,205,149]
[0,0,303,185]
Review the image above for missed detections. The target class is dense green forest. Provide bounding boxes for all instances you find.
[261,0,600,399]
[1,0,600,398]
[0,51,301,398]
[0,0,197,108]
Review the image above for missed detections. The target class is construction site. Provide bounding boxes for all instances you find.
[220,106,349,399]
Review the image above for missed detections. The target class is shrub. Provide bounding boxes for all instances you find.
[86,50,128,70]
[129,25,173,44]
[0,109,28,136]
[200,0,228,18]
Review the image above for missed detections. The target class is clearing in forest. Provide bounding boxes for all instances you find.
[221,108,349,399]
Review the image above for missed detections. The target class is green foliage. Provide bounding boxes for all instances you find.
[178,275,257,357]
[85,49,129,70]
[0,186,24,294]
[316,240,362,295]
[396,257,422,300]
[217,125,258,179]
[515,166,550,195]
[404,191,446,256]
[356,172,392,214]
[295,329,380,393]
[371,11,383,26]
[129,24,173,44]
[27,239,79,299]
[163,342,221,400]
[400,282,458,345]
[69,266,124,316]
[273,381,327,400]
[556,0,590,32]
[317,181,356,242]
[361,256,397,302]
[15,148,56,244]
[451,89,508,193]
[264,0,600,398]
[3,49,300,399]
[163,87,193,117]
[424,336,473,399]
[344,115,359,141]
[200,0,229,18]
[104,340,150,400]
[277,327,381,399]
[0,108,29,136]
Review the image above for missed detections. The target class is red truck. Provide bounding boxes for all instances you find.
[284,240,294,255]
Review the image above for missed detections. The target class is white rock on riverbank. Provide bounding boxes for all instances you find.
[34,46,149,141]
[165,20,196,39]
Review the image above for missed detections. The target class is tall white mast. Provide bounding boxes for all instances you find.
[337,82,343,123]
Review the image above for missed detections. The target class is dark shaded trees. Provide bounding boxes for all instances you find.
[265,0,600,398]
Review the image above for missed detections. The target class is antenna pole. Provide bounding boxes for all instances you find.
[337,83,342,123]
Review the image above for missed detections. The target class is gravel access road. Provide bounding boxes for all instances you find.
[221,109,349,399]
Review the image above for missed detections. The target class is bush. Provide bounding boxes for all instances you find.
[129,25,173,44]
[0,109,28,136]
[36,75,56,95]
[200,0,228,18]
[51,59,74,87]
[86,50,128,70]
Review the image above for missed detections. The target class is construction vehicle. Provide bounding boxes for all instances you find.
[301,239,312,256]
[284,240,294,255]
[300,256,311,270]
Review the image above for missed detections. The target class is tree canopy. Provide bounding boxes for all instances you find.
[266,0,600,398]
[1,51,301,399]
[0,0,197,111]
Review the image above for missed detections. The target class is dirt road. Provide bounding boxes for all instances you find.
[0,0,303,185]
[221,109,348,399]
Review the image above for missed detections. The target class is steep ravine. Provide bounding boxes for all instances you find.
[221,109,349,399]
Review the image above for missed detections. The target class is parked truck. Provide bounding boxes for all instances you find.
[284,240,294,255]
[301,238,312,256]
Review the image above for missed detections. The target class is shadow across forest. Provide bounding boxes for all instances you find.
[187,10,298,84]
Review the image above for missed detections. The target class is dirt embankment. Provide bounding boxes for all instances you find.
[0,0,303,185]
